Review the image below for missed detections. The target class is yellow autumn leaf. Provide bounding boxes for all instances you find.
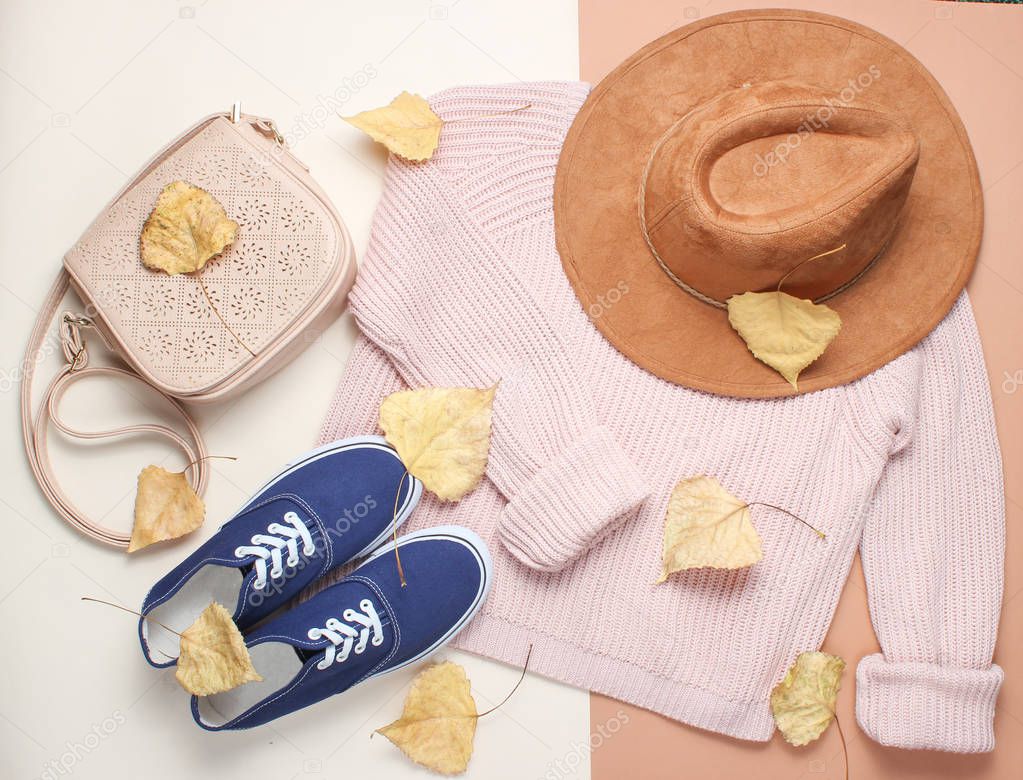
[344,92,444,162]
[726,291,841,390]
[770,651,846,746]
[175,602,262,696]
[140,180,238,275]
[128,465,205,553]
[379,386,496,501]
[377,661,477,775]
[657,475,762,581]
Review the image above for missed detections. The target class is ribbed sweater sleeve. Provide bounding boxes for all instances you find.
[846,294,1004,753]
[348,83,650,571]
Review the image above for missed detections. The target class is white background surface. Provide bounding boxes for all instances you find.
[0,1,588,778]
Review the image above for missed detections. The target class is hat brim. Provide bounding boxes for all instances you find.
[554,9,981,398]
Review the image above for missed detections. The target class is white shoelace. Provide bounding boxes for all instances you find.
[234,511,316,589]
[307,598,384,670]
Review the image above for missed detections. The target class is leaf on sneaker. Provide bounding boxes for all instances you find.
[379,386,496,502]
[657,475,762,581]
[343,92,444,162]
[770,651,846,746]
[176,602,262,696]
[128,465,205,553]
[726,290,841,390]
[140,181,238,275]
[377,661,477,775]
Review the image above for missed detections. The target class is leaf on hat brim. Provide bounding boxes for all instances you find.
[377,661,477,775]
[175,602,262,696]
[140,181,238,275]
[770,651,846,746]
[128,465,205,553]
[343,92,444,162]
[657,475,762,582]
[379,386,496,502]
[726,291,841,390]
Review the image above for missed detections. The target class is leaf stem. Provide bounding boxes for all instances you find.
[371,644,534,735]
[477,644,533,718]
[81,596,182,637]
[834,712,849,780]
[182,454,238,472]
[391,470,408,588]
[196,271,256,357]
[747,501,826,539]
[776,243,847,293]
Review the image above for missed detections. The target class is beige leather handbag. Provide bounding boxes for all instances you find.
[21,105,356,548]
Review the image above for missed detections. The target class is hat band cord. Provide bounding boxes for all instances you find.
[637,114,890,309]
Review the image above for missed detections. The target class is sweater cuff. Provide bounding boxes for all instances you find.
[497,427,648,571]
[855,654,1002,753]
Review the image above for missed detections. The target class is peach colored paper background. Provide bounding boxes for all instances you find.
[578,1,1023,778]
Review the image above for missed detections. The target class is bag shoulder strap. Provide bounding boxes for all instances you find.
[21,271,209,548]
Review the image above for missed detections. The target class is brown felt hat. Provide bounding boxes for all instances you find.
[554,8,982,398]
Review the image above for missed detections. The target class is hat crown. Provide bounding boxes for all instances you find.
[642,82,920,302]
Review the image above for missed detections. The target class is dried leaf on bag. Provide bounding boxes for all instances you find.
[770,651,846,746]
[379,386,496,501]
[128,465,205,553]
[726,291,841,390]
[377,661,477,775]
[175,602,262,696]
[657,475,762,581]
[343,92,444,162]
[140,180,238,275]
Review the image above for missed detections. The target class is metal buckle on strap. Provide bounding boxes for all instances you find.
[229,100,286,147]
[60,313,93,372]
[254,118,286,147]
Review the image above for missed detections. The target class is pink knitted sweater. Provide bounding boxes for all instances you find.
[319,83,1005,752]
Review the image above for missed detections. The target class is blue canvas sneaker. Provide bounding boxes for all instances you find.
[191,525,492,731]
[139,435,421,667]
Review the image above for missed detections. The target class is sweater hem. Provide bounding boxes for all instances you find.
[452,612,777,743]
